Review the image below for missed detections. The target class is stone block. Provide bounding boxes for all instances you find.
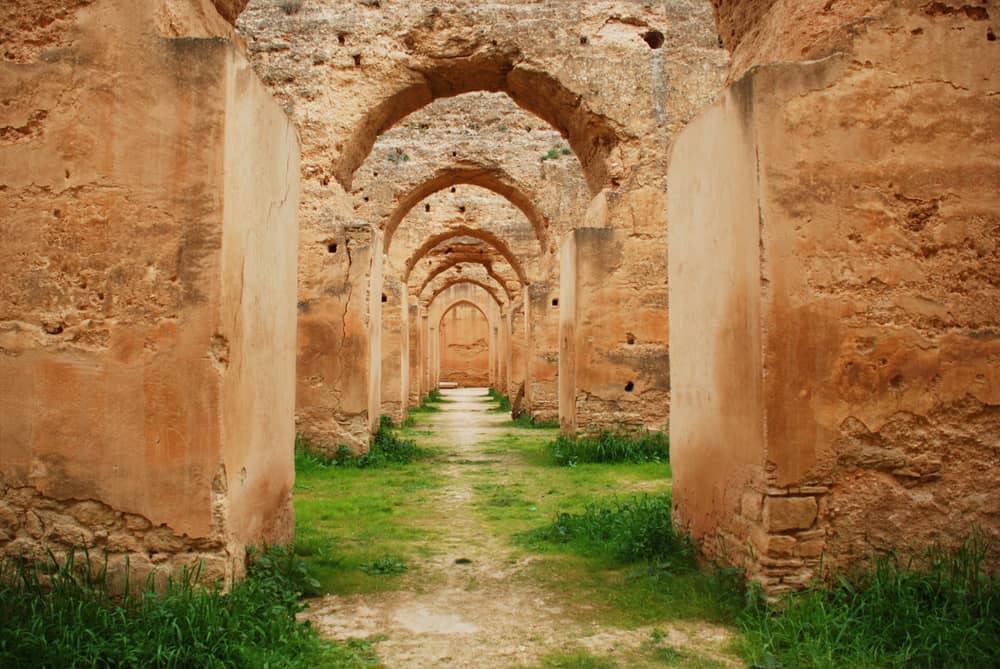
[741,491,763,521]
[764,496,817,532]
[799,539,826,558]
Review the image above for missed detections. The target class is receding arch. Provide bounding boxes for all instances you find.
[436,298,491,331]
[403,226,530,285]
[383,168,549,252]
[417,258,518,300]
[335,55,620,194]
[427,277,504,309]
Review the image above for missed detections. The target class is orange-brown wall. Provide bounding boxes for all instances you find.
[439,304,491,387]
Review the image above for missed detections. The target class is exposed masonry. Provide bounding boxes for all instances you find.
[0,483,239,590]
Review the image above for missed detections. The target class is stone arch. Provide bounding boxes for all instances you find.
[334,55,622,194]
[437,298,491,331]
[417,259,518,301]
[427,277,505,310]
[382,168,549,252]
[403,226,529,285]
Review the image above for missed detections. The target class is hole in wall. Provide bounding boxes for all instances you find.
[626,333,635,345]
[425,204,431,212]
[458,206,466,213]
[450,187,456,193]
[353,54,362,66]
[451,151,457,157]
[373,171,378,177]
[338,32,346,45]
[643,30,664,49]
[624,381,634,392]
[327,243,338,253]
[43,321,64,335]
[363,196,369,202]
[989,29,997,41]
[579,36,588,45]
[551,298,559,307]
[381,293,388,303]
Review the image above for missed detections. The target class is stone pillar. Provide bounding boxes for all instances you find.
[510,299,527,403]
[668,6,1000,591]
[560,228,670,433]
[380,278,407,424]
[297,223,382,453]
[0,1,298,584]
[527,282,559,422]
[559,235,578,433]
[407,303,422,406]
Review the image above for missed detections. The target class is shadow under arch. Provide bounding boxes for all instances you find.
[337,54,621,195]
[383,168,548,252]
[416,258,518,301]
[403,225,530,286]
[425,277,505,310]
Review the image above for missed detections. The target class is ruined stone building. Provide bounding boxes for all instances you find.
[1,0,997,594]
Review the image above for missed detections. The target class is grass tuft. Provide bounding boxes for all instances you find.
[737,530,1000,669]
[508,414,560,429]
[0,545,381,668]
[295,424,427,470]
[524,492,691,564]
[548,430,669,466]
[487,387,512,413]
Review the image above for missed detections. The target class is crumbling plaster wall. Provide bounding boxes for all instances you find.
[672,1,999,590]
[1,0,299,582]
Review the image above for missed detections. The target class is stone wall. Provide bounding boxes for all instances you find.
[671,1,999,590]
[0,0,299,582]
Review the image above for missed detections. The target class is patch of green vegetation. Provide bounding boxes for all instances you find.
[295,422,429,470]
[487,387,512,413]
[507,413,560,429]
[736,531,1000,669]
[523,493,689,563]
[517,650,618,669]
[0,545,381,668]
[293,433,442,594]
[409,389,444,415]
[385,148,409,163]
[548,430,669,466]
[540,146,573,162]
[359,556,407,576]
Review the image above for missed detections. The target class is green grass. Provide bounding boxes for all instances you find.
[295,422,429,470]
[487,387,512,413]
[736,531,1000,669]
[0,545,381,668]
[548,430,669,466]
[293,421,442,594]
[507,413,561,429]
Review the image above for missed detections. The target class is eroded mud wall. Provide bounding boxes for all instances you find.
[0,0,298,583]
[671,2,999,591]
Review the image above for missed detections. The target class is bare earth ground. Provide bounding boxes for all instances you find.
[303,388,742,668]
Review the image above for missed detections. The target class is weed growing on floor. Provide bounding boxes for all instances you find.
[359,556,407,576]
[508,413,560,429]
[409,389,444,414]
[487,387,512,413]
[737,531,1000,669]
[524,492,691,564]
[0,545,381,669]
[548,430,669,466]
[294,424,427,470]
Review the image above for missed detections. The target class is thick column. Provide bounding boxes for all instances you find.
[380,278,407,424]
[669,6,1000,592]
[527,282,559,422]
[297,223,382,453]
[0,1,298,584]
[560,228,670,433]
[407,303,422,406]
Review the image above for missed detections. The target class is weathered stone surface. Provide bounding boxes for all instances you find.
[670,1,999,586]
[764,497,818,533]
[0,0,298,584]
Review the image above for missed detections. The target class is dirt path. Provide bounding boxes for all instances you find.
[304,388,739,668]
